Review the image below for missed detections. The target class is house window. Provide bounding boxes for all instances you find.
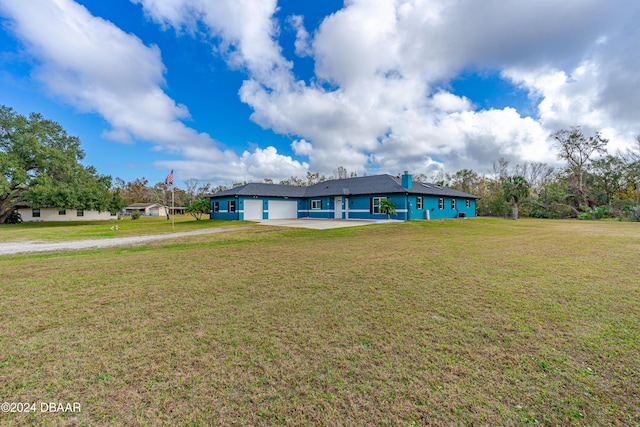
[438,198,444,210]
[58,209,66,215]
[213,201,219,212]
[77,209,84,217]
[466,199,470,208]
[416,197,423,209]
[32,208,40,218]
[229,201,236,212]
[451,199,456,210]
[311,200,322,210]
[370,197,382,214]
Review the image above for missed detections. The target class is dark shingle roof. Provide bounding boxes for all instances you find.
[389,177,480,199]
[210,182,306,198]
[304,174,405,197]
[209,175,479,199]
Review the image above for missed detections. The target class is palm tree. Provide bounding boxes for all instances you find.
[379,198,397,219]
[503,176,530,220]
[186,198,210,220]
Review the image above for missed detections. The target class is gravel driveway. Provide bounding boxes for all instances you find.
[0,227,250,256]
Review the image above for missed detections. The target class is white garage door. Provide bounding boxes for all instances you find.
[267,200,298,219]
[244,199,263,220]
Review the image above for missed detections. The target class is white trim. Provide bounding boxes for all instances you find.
[345,197,349,219]
[350,209,408,213]
[334,196,342,219]
[298,209,332,214]
[371,197,382,214]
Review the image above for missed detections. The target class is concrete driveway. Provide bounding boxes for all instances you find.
[257,218,397,229]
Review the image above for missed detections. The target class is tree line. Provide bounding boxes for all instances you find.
[239,128,640,221]
[108,129,640,222]
[2,103,638,223]
[113,177,213,220]
[439,128,640,220]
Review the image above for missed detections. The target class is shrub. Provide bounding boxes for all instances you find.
[186,198,210,220]
[131,210,141,220]
[578,206,611,220]
[5,210,22,224]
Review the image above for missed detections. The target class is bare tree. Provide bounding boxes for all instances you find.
[618,135,640,164]
[184,178,199,205]
[513,162,555,192]
[491,157,510,182]
[306,171,326,185]
[334,166,348,179]
[153,182,172,220]
[429,169,446,185]
[553,127,608,206]
[413,173,429,183]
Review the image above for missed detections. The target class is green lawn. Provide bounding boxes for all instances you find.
[0,218,638,426]
[0,215,239,242]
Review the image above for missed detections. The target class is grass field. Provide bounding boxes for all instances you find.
[0,215,239,243]
[0,218,638,426]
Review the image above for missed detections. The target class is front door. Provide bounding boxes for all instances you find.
[334,196,342,219]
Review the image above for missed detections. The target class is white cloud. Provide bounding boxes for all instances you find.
[0,0,308,183]
[502,17,640,153]
[239,146,308,178]
[249,0,638,174]
[291,139,313,156]
[133,0,293,90]
[155,146,308,184]
[4,0,640,184]
[287,15,311,57]
[0,0,194,149]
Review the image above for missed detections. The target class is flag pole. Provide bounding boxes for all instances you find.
[171,184,175,229]
[166,169,175,229]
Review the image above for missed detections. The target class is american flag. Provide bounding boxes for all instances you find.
[165,170,174,185]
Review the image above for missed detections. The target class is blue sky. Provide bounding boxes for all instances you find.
[1,0,638,187]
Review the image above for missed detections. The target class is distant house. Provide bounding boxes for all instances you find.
[123,203,167,217]
[208,172,479,221]
[16,207,117,222]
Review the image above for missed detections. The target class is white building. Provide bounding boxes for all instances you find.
[17,207,117,222]
[123,203,168,217]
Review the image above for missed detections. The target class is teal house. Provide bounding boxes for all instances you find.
[209,172,478,221]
